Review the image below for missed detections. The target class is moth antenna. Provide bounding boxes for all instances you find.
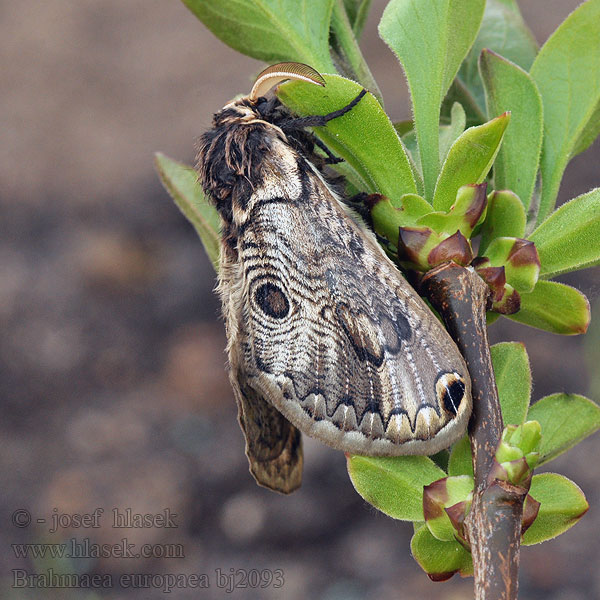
[249,62,325,101]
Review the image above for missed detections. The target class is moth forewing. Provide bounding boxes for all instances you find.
[197,63,472,492]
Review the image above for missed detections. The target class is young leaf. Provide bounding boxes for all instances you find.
[456,0,538,118]
[527,394,600,466]
[507,280,590,335]
[181,0,335,72]
[411,525,473,580]
[330,0,382,100]
[447,435,473,477]
[479,190,526,255]
[342,0,372,37]
[528,188,600,279]
[433,113,509,212]
[491,342,531,425]
[346,455,446,521]
[439,102,467,164]
[278,75,417,201]
[530,0,600,223]
[154,153,220,271]
[369,194,431,247]
[379,0,485,201]
[479,50,543,211]
[522,473,589,546]
[440,80,486,130]
[418,183,487,238]
[423,475,473,542]
[483,237,540,293]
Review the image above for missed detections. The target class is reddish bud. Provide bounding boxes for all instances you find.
[522,494,541,536]
[462,183,488,228]
[507,239,540,268]
[398,227,437,269]
[427,230,473,267]
[493,285,521,315]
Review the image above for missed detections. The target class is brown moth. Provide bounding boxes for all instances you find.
[196,63,472,494]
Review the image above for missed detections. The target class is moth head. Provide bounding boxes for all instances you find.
[198,63,326,222]
[214,62,326,127]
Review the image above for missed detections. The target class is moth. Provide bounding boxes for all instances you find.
[197,63,472,493]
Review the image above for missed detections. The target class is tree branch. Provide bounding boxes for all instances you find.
[422,262,525,600]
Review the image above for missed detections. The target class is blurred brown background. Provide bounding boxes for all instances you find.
[1,1,599,598]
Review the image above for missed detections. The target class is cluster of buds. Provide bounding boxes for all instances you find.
[423,475,473,549]
[422,421,543,549]
[488,421,543,534]
[366,185,541,315]
[490,420,541,487]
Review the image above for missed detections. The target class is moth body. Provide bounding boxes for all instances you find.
[197,64,472,493]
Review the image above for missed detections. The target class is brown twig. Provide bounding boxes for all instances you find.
[422,262,526,600]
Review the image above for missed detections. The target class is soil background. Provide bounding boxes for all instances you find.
[1,1,599,599]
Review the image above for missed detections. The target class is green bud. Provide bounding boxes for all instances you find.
[423,476,474,542]
[492,422,542,487]
[418,183,487,238]
[483,237,540,293]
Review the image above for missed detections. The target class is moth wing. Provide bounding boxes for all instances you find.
[235,159,472,456]
[233,372,303,494]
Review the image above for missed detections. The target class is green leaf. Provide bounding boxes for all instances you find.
[430,450,449,472]
[330,0,382,100]
[486,311,501,326]
[439,102,466,164]
[571,99,600,158]
[278,74,417,200]
[342,0,372,37]
[181,0,335,72]
[154,153,220,271]
[522,473,589,546]
[433,113,510,211]
[528,189,600,279]
[479,190,526,255]
[456,0,538,118]
[401,129,421,177]
[440,79,487,129]
[479,50,543,211]
[346,455,446,521]
[527,393,600,466]
[491,342,531,425]
[394,120,414,137]
[379,0,485,201]
[507,280,590,335]
[411,525,473,579]
[530,0,600,223]
[447,435,473,477]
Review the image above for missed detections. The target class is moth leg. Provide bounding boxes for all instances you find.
[234,378,303,494]
[313,137,344,165]
[281,89,368,129]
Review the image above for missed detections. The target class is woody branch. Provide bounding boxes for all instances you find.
[422,262,526,600]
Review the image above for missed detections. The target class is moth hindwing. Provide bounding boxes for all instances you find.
[196,63,472,493]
